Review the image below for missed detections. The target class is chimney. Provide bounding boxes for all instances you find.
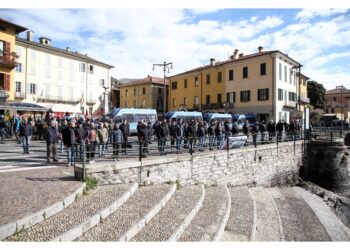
[27,31,33,41]
[239,53,244,58]
[66,47,70,52]
[39,37,51,46]
[210,58,216,66]
[258,46,264,53]
[230,49,239,60]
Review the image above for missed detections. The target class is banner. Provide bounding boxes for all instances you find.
[220,136,247,150]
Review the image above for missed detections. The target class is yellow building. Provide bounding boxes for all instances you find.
[169,46,308,123]
[0,18,27,117]
[119,75,168,114]
[298,73,310,113]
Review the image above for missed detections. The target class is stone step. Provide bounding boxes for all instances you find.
[4,183,138,241]
[267,187,331,241]
[131,185,205,241]
[222,186,254,241]
[179,185,230,241]
[76,184,176,241]
[248,186,283,241]
[292,186,350,241]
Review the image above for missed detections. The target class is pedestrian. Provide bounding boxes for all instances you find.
[97,122,108,157]
[34,117,43,140]
[85,123,97,164]
[46,119,59,163]
[231,121,239,135]
[62,121,76,167]
[58,119,68,153]
[147,121,153,144]
[259,120,267,142]
[119,119,130,155]
[14,114,21,144]
[215,121,224,149]
[208,120,216,150]
[197,122,206,151]
[276,120,284,142]
[74,121,85,159]
[139,122,149,157]
[169,119,177,151]
[251,122,259,146]
[19,116,32,154]
[175,119,184,154]
[111,123,123,161]
[267,120,276,141]
[186,120,196,154]
[243,120,249,137]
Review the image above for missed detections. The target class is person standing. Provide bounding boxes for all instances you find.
[46,119,59,163]
[175,119,184,154]
[267,120,276,141]
[97,122,108,157]
[62,121,76,167]
[14,114,21,144]
[19,116,32,154]
[169,119,177,151]
[111,123,123,161]
[139,122,149,157]
[208,120,216,150]
[119,120,130,155]
[58,119,68,153]
[35,117,43,140]
[85,123,97,164]
[74,121,85,159]
[197,122,206,152]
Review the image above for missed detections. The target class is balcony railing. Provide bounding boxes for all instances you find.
[14,92,25,98]
[38,95,80,103]
[203,103,224,110]
[0,53,19,69]
[283,101,297,109]
[300,96,310,104]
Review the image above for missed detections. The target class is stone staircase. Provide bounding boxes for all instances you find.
[3,183,350,242]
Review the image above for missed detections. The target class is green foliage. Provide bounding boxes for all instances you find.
[307,81,327,110]
[84,177,99,194]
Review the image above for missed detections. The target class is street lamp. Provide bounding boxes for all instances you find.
[100,79,109,116]
[336,85,344,136]
[153,61,173,118]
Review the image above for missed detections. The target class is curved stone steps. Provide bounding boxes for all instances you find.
[4,183,138,241]
[248,186,283,241]
[179,185,230,241]
[222,186,254,241]
[76,184,176,241]
[292,186,350,241]
[267,187,331,241]
[131,185,205,241]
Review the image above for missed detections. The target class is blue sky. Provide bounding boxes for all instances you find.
[1,7,350,90]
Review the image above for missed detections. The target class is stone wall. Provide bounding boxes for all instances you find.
[79,141,303,187]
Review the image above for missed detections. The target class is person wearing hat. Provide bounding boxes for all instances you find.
[46,119,59,163]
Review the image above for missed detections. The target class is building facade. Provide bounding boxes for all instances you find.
[0,19,27,118]
[14,31,113,118]
[169,47,308,123]
[119,75,168,115]
[326,86,350,122]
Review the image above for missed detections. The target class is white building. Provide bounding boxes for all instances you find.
[14,31,113,118]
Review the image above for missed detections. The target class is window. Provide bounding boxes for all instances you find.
[99,79,105,87]
[184,97,188,106]
[284,65,287,82]
[226,92,236,103]
[331,108,335,113]
[206,95,211,105]
[89,65,94,74]
[79,63,86,72]
[217,72,222,83]
[240,90,250,102]
[30,83,36,94]
[288,92,297,102]
[0,40,4,55]
[158,87,162,95]
[142,87,146,95]
[195,76,199,86]
[284,90,287,101]
[258,88,269,101]
[243,67,248,78]
[194,96,199,105]
[278,88,283,100]
[217,93,222,103]
[184,79,188,88]
[260,63,266,76]
[134,88,136,96]
[16,63,22,73]
[279,63,282,81]
[228,69,234,81]
[172,81,177,90]
[125,90,128,97]
[15,81,21,93]
[206,74,210,84]
[172,98,176,107]
[290,70,293,84]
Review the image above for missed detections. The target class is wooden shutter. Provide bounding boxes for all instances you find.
[4,74,10,91]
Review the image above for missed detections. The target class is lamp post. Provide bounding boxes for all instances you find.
[153,61,173,118]
[336,85,344,136]
[100,79,109,116]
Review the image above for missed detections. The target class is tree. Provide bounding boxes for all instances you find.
[307,81,327,110]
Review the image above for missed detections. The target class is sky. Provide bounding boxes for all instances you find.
[1,2,350,91]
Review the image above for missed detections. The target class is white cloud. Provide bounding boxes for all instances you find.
[306,52,350,68]
[296,8,349,21]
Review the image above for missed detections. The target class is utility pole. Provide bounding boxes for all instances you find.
[153,61,173,118]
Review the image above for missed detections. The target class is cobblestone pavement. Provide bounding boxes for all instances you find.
[0,167,82,226]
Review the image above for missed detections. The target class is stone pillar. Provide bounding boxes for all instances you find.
[304,138,350,192]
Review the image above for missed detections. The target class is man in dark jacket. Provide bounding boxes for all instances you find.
[74,121,85,159]
[19,116,32,154]
[169,119,177,150]
[119,120,130,155]
[186,120,196,154]
[46,119,59,163]
[139,122,149,157]
[62,121,76,167]
[267,120,276,141]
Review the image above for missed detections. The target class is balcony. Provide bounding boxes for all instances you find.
[14,92,25,98]
[38,95,81,103]
[203,103,224,110]
[300,96,310,104]
[283,101,297,110]
[0,53,19,69]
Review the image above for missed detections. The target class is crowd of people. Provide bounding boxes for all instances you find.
[0,112,303,165]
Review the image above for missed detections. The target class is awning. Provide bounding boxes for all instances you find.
[38,103,81,114]
[0,102,48,112]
